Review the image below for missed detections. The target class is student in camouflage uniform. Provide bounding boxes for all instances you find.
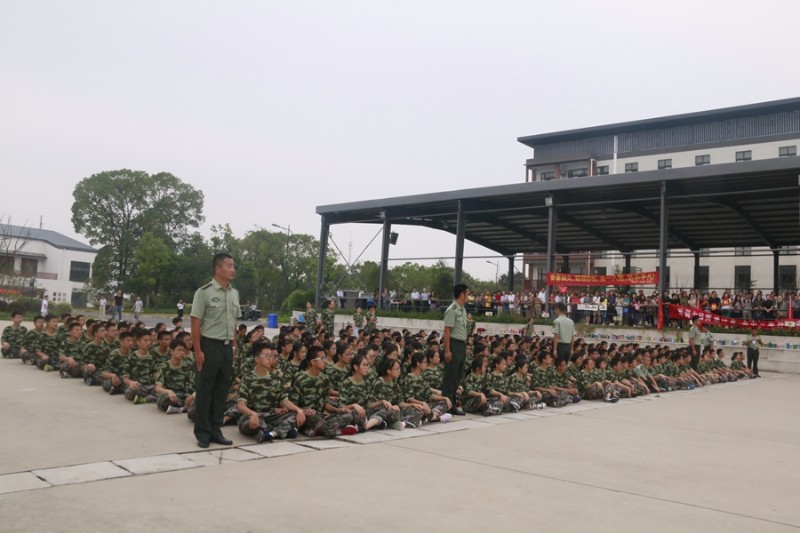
[58,322,85,378]
[462,356,502,415]
[422,346,444,391]
[150,330,172,367]
[507,355,546,409]
[123,330,158,404]
[401,353,452,423]
[35,314,62,371]
[484,355,526,412]
[352,307,365,333]
[338,352,395,431]
[289,348,358,438]
[237,343,304,442]
[465,313,476,337]
[320,299,335,333]
[81,323,109,385]
[531,352,571,407]
[101,332,134,394]
[577,358,617,402]
[56,313,72,344]
[324,342,351,395]
[1,311,27,359]
[21,315,45,364]
[283,341,307,387]
[155,338,196,414]
[303,302,318,330]
[364,306,378,336]
[371,357,424,428]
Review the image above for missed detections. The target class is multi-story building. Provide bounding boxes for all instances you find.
[0,223,97,305]
[518,97,800,293]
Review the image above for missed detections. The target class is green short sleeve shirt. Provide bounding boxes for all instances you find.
[191,278,241,341]
[443,301,467,341]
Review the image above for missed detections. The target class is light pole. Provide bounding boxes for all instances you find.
[486,260,499,287]
[272,223,292,295]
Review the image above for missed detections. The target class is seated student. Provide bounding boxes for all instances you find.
[58,321,85,378]
[102,323,119,352]
[82,323,109,385]
[371,357,424,429]
[56,312,72,343]
[237,343,304,442]
[123,329,158,404]
[550,357,582,403]
[2,310,28,359]
[507,355,546,409]
[150,330,172,367]
[283,341,307,387]
[338,352,396,432]
[34,314,61,371]
[401,352,452,424]
[423,348,444,391]
[605,357,636,398]
[362,344,380,387]
[289,346,359,438]
[621,356,651,396]
[531,352,572,408]
[729,352,753,379]
[324,342,352,398]
[484,354,526,412]
[462,356,502,416]
[155,338,196,414]
[101,332,135,395]
[21,315,45,365]
[577,358,618,403]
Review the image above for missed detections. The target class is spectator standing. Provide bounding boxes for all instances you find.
[746,328,763,378]
[98,295,107,319]
[177,298,185,319]
[133,297,144,320]
[113,290,123,321]
[40,295,49,315]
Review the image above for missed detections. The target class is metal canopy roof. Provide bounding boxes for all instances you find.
[316,157,800,256]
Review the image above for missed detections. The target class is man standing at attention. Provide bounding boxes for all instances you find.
[552,302,575,361]
[191,253,241,448]
[687,315,703,370]
[442,284,468,416]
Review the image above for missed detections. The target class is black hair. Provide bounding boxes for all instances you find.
[378,356,399,378]
[346,352,366,377]
[169,338,187,351]
[470,356,487,373]
[409,352,426,370]
[213,252,233,273]
[453,284,468,299]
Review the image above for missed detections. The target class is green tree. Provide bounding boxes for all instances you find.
[71,169,204,285]
[126,232,172,306]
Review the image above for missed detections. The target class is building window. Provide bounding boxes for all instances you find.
[779,265,797,291]
[779,146,797,157]
[698,248,710,257]
[69,261,91,282]
[540,171,555,181]
[20,258,38,276]
[734,265,751,292]
[594,266,607,276]
[695,154,711,166]
[780,245,798,255]
[734,246,751,256]
[596,165,609,175]
[697,266,709,292]
[624,162,638,173]
[567,168,587,178]
[657,159,672,170]
[735,150,752,162]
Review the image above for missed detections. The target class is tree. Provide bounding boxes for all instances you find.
[126,232,172,306]
[71,169,204,285]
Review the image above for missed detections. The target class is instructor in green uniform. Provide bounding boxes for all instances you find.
[191,253,241,448]
[442,283,468,416]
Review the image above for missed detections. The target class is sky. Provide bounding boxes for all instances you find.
[2,0,800,282]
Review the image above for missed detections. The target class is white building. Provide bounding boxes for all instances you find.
[519,97,800,293]
[0,223,97,305]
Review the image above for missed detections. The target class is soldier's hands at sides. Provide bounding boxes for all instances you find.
[249,414,260,429]
[195,351,205,371]
[444,350,453,363]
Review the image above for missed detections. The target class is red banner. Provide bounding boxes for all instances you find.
[668,304,799,330]
[546,271,659,286]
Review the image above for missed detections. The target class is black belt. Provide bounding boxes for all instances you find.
[451,339,466,344]
[202,337,232,345]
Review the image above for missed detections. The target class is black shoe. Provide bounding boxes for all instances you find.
[210,434,233,445]
[451,407,465,416]
[197,437,210,449]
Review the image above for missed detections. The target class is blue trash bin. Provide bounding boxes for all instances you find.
[267,313,278,328]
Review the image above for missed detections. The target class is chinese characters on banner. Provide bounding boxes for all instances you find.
[545,272,660,286]
[667,304,799,331]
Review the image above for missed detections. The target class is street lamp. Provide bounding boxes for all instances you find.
[486,260,499,286]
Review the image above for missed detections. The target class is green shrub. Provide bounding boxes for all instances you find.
[51,302,73,317]
[281,290,315,313]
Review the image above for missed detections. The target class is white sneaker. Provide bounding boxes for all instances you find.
[439,413,453,423]
[391,421,406,431]
[166,405,182,414]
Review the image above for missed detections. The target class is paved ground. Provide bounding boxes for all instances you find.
[1,355,798,532]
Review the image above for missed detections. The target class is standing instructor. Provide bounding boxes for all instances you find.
[442,283,468,416]
[191,253,241,448]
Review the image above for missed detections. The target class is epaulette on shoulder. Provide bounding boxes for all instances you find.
[201,282,213,289]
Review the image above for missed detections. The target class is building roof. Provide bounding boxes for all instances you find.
[316,157,800,256]
[517,96,800,148]
[0,224,97,253]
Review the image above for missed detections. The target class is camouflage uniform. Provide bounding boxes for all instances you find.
[320,307,335,333]
[21,328,41,364]
[290,371,352,437]
[102,349,129,394]
[155,360,195,411]
[35,332,61,370]
[462,372,502,415]
[303,307,317,328]
[82,342,109,385]
[150,347,171,369]
[237,368,297,438]
[364,315,377,336]
[351,312,365,331]
[1,324,27,359]
[485,371,524,412]
[423,365,444,391]
[532,366,571,407]
[371,378,423,428]
[324,364,348,392]
[401,374,447,421]
[283,361,303,388]
[124,353,158,403]
[59,338,85,377]
[339,377,387,426]
[466,318,476,337]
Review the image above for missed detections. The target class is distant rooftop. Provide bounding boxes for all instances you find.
[0,223,97,253]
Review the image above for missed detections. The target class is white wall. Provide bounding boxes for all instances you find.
[10,239,96,302]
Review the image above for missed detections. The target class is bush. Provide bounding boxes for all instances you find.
[281,289,315,313]
[51,302,73,317]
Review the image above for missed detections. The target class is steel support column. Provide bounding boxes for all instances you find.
[658,181,668,298]
[773,249,780,293]
[507,256,515,292]
[378,217,391,309]
[454,200,466,284]
[544,197,557,316]
[693,251,700,291]
[623,252,632,274]
[315,215,330,308]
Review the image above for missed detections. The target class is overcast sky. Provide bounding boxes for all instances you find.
[2,0,799,282]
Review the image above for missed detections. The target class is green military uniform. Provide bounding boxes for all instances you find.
[364,314,377,336]
[290,371,352,437]
[321,306,335,333]
[60,338,85,377]
[82,341,109,384]
[237,368,296,439]
[466,317,476,337]
[2,324,27,358]
[324,364,348,392]
[191,277,241,442]
[102,348,129,393]
[156,359,196,411]
[485,371,524,411]
[371,378,424,428]
[352,311,365,331]
[688,323,703,369]
[21,328,42,364]
[124,352,158,402]
[423,365,444,391]
[442,299,467,408]
[150,346,171,368]
[552,313,575,361]
[35,331,61,370]
[303,307,317,327]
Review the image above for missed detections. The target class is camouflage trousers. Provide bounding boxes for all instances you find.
[238,411,297,439]
[103,377,126,395]
[301,411,355,438]
[124,384,157,403]
[60,362,83,378]
[503,395,526,413]
[83,367,103,386]
[34,356,56,370]
[541,390,572,408]
[1,346,21,359]
[462,395,503,415]
[425,400,449,422]
[20,350,36,364]
[632,380,649,396]
[352,406,390,427]
[391,406,424,428]
[582,383,613,401]
[157,392,189,412]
